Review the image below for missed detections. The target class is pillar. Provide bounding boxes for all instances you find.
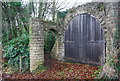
[30,18,44,72]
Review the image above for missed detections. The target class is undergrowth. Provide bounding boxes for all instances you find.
[2,33,29,72]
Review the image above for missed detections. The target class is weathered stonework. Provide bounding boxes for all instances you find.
[30,18,44,71]
[60,3,107,62]
[99,2,119,78]
[30,2,119,78]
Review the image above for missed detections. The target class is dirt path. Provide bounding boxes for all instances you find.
[3,53,100,79]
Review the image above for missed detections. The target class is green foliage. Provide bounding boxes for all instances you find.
[92,66,103,78]
[114,28,119,49]
[32,65,47,74]
[97,3,106,15]
[97,3,105,11]
[2,2,30,42]
[3,64,19,74]
[113,20,120,72]
[112,16,120,79]
[57,11,68,19]
[6,2,22,6]
[3,33,29,71]
[116,63,120,71]
[44,30,56,53]
[69,8,76,13]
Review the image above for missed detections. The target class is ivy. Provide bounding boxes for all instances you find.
[57,11,68,19]
[44,30,56,53]
[2,33,29,71]
[6,2,22,6]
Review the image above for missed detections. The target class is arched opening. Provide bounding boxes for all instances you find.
[64,13,105,65]
[44,29,57,54]
[44,29,58,66]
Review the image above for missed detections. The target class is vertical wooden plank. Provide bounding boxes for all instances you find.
[79,14,84,59]
[65,14,105,65]
[86,14,89,61]
[74,17,78,59]
[65,25,68,57]
[77,15,80,59]
[66,24,69,58]
[69,21,72,58]
[90,15,93,62]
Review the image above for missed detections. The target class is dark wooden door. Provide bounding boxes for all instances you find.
[64,14,105,65]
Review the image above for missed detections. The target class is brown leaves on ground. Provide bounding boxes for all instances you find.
[3,54,100,79]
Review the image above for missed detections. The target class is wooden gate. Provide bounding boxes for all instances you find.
[64,14,105,65]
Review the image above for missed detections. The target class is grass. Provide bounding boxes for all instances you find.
[92,66,103,79]
[32,65,47,74]
[3,66,19,74]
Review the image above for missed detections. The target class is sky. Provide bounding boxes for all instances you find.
[23,0,92,11]
[23,0,92,2]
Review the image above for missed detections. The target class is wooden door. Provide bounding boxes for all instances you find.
[64,14,105,65]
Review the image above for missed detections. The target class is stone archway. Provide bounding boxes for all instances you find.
[64,13,105,65]
[58,3,107,62]
[30,2,119,78]
[57,3,118,78]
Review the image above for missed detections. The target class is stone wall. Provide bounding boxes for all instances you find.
[30,2,119,78]
[30,18,44,71]
[58,3,107,63]
[99,2,119,78]
[0,42,2,80]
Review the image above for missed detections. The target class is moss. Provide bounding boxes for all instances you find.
[3,65,19,74]
[32,64,47,74]
[29,22,32,42]
[69,8,76,13]
[41,19,57,25]
[97,3,106,15]
[97,3,105,11]
[92,66,103,79]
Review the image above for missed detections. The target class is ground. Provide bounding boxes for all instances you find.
[2,53,101,80]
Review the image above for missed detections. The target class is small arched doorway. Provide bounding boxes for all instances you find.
[64,14,105,65]
[44,29,57,54]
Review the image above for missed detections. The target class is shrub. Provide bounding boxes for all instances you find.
[44,30,56,53]
[2,33,29,72]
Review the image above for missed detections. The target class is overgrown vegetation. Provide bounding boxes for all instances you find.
[1,1,120,79]
[114,23,120,76]
[2,33,29,72]
[2,1,61,73]
[44,30,56,53]
[32,65,47,74]
[93,66,103,78]
[2,2,30,72]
